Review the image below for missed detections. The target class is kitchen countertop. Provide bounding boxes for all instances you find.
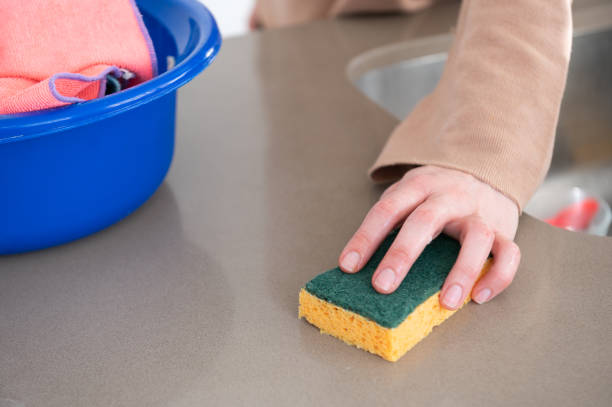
[2,1,612,406]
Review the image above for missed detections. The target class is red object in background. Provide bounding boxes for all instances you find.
[545,198,599,230]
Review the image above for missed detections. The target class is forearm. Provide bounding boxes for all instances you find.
[329,0,435,15]
[370,0,573,210]
[254,0,435,27]
[253,0,335,28]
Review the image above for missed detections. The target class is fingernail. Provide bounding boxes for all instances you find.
[473,288,492,304]
[374,268,396,292]
[443,284,463,309]
[341,251,360,272]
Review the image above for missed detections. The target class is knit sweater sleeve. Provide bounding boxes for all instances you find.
[368,0,573,211]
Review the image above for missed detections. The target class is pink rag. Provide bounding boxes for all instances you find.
[0,0,157,115]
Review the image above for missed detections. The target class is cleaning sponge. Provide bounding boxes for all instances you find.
[299,231,489,361]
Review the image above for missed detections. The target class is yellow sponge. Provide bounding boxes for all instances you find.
[298,232,490,362]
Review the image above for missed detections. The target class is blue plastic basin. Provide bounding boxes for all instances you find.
[0,0,221,254]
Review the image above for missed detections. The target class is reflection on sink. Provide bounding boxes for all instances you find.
[351,26,612,235]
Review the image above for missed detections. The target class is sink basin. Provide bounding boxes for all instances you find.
[350,15,612,235]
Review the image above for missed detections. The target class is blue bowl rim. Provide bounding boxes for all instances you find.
[0,0,221,144]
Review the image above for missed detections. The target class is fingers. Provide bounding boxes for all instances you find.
[471,236,521,304]
[338,185,427,274]
[248,6,262,30]
[439,218,495,310]
[371,197,470,294]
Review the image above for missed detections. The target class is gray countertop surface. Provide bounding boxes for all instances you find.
[2,1,612,406]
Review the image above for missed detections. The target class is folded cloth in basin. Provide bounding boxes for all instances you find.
[0,0,157,114]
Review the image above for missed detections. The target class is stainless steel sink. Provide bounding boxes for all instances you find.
[350,19,612,235]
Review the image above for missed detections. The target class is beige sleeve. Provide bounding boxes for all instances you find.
[369,0,573,211]
[254,0,335,28]
[254,0,434,28]
[329,0,434,15]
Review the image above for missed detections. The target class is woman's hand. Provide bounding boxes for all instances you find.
[248,2,262,30]
[338,165,521,309]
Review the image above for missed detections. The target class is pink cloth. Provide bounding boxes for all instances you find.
[0,0,156,114]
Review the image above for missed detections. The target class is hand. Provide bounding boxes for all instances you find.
[248,2,262,30]
[338,165,521,309]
